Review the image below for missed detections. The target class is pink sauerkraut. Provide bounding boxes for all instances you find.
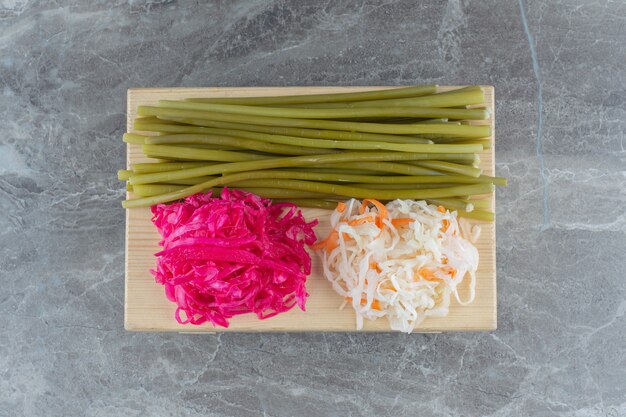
[150,189,318,327]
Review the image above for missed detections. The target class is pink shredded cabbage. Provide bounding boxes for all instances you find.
[150,188,318,327]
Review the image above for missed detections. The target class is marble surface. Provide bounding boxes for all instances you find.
[0,1,624,416]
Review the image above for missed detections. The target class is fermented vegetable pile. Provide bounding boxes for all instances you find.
[150,189,317,327]
[315,199,479,333]
[119,85,506,220]
[120,85,506,330]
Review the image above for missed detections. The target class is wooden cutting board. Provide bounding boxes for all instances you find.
[124,86,496,332]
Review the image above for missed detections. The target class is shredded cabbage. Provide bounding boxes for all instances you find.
[150,189,318,327]
[316,199,480,333]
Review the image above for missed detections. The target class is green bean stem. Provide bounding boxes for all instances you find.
[145,134,333,156]
[410,160,482,177]
[118,169,132,180]
[277,86,485,109]
[403,154,478,165]
[272,199,338,210]
[123,170,494,207]
[347,183,457,190]
[137,106,491,138]
[170,143,242,151]
[131,184,332,199]
[467,199,492,210]
[146,133,469,154]
[311,162,443,176]
[131,161,212,173]
[159,100,489,120]
[128,151,479,185]
[141,171,503,187]
[141,144,271,163]
[184,85,438,106]
[123,133,147,144]
[454,209,495,221]
[135,120,434,144]
[425,198,473,211]
[132,163,397,177]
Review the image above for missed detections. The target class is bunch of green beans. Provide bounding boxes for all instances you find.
[119,86,504,220]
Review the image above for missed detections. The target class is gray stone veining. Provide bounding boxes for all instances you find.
[0,1,624,416]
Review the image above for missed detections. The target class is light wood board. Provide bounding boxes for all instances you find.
[125,86,496,332]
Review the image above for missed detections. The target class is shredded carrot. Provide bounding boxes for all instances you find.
[437,205,446,214]
[360,199,388,228]
[326,239,339,252]
[418,267,442,282]
[346,297,382,311]
[440,266,457,276]
[391,218,415,227]
[380,282,396,292]
[336,202,346,213]
[441,219,450,232]
[348,215,375,226]
[312,229,339,251]
[370,261,382,273]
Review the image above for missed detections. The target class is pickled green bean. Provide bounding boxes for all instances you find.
[454,209,495,221]
[153,171,502,187]
[141,144,270,163]
[185,85,438,106]
[467,199,492,210]
[134,120,434,144]
[410,160,482,177]
[144,134,332,156]
[175,143,242,151]
[280,87,484,109]
[159,100,489,121]
[131,184,332,199]
[131,161,212,173]
[117,169,132,181]
[128,151,480,185]
[312,162,443,176]
[123,133,148,145]
[272,199,338,210]
[145,133,478,154]
[123,170,494,207]
[137,106,491,138]
[343,183,459,190]
[425,198,473,211]
[286,167,394,175]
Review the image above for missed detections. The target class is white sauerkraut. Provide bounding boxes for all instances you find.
[317,199,480,333]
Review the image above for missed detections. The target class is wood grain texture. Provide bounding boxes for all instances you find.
[124,86,496,332]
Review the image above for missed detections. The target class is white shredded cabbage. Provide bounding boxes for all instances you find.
[318,199,480,333]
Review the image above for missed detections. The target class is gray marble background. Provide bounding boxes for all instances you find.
[1,0,624,416]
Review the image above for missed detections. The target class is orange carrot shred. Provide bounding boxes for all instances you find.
[312,229,338,251]
[346,296,382,310]
[348,215,374,226]
[441,219,450,232]
[336,202,346,213]
[418,267,442,282]
[391,218,415,227]
[441,266,457,276]
[361,199,388,229]
[437,205,446,213]
[370,261,382,273]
